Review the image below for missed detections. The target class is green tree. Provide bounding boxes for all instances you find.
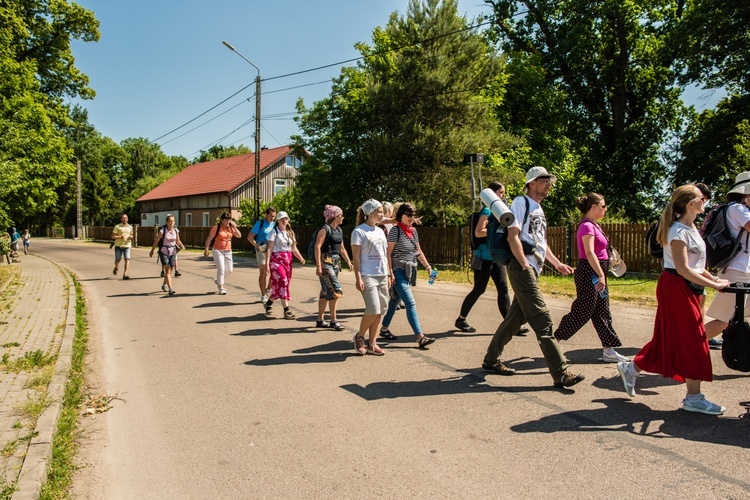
[485,0,690,220]
[193,144,252,164]
[295,0,518,226]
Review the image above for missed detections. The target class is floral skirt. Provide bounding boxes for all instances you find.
[269,251,293,301]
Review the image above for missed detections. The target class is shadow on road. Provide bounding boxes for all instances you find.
[244,352,356,366]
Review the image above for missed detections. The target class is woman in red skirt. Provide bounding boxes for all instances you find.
[616,184,730,415]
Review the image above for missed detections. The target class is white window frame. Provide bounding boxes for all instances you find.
[202,212,210,227]
[274,179,287,195]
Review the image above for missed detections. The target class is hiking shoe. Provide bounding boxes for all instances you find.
[168,288,175,295]
[681,394,726,415]
[161,270,165,277]
[616,361,636,396]
[353,335,366,355]
[264,304,273,316]
[515,326,530,336]
[219,288,227,295]
[454,318,476,333]
[161,284,168,292]
[316,319,331,328]
[174,271,181,277]
[284,310,296,320]
[554,370,586,388]
[708,338,723,349]
[602,350,631,363]
[330,320,344,331]
[122,275,130,280]
[417,335,436,349]
[379,328,397,340]
[366,343,385,356]
[481,361,516,376]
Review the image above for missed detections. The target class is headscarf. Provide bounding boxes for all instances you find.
[324,205,343,223]
[361,199,382,217]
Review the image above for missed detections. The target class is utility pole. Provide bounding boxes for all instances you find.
[76,158,82,239]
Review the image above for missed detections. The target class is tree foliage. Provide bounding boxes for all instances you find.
[193,144,252,164]
[294,0,519,226]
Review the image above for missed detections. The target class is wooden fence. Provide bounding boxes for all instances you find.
[63,222,661,274]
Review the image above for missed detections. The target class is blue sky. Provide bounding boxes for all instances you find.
[70,0,723,160]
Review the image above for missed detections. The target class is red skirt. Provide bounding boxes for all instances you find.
[633,271,712,383]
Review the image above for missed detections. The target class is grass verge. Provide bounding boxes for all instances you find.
[39,276,87,500]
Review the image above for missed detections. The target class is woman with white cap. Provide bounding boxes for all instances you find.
[704,172,750,340]
[350,199,391,356]
[265,211,306,319]
[554,193,629,362]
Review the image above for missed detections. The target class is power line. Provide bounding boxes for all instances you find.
[158,96,254,147]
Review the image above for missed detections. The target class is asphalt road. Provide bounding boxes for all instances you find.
[35,239,750,499]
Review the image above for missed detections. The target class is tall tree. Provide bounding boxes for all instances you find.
[194,144,252,164]
[295,0,518,226]
[485,0,689,219]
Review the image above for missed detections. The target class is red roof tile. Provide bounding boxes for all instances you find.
[137,145,293,202]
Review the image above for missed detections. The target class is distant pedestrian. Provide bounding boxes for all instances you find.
[248,206,277,303]
[481,166,585,388]
[21,229,30,255]
[111,214,134,279]
[314,205,353,330]
[150,215,184,295]
[351,199,390,356]
[553,193,629,362]
[204,212,241,295]
[616,184,730,415]
[9,227,20,253]
[264,212,305,319]
[379,202,436,349]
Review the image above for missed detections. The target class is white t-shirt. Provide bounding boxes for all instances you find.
[267,227,294,253]
[351,223,388,276]
[509,195,547,274]
[663,222,706,271]
[724,203,750,273]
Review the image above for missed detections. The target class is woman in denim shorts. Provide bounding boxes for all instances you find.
[314,205,353,330]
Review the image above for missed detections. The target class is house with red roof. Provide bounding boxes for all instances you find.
[137,145,305,227]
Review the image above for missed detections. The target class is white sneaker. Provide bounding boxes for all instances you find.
[602,350,631,363]
[261,294,269,304]
[617,361,636,397]
[219,288,227,295]
[681,394,726,415]
[161,284,168,292]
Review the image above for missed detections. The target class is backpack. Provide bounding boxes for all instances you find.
[721,285,750,372]
[487,196,532,265]
[467,211,487,250]
[645,221,663,259]
[702,202,748,270]
[307,224,331,260]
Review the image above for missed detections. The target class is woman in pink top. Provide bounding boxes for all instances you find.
[554,193,628,363]
[204,212,241,295]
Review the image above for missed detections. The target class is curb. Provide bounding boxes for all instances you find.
[12,262,77,500]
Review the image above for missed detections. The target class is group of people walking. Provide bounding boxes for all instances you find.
[108,167,750,417]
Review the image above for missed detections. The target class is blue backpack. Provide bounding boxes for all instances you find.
[487,196,534,265]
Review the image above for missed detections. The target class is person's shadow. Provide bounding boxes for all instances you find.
[510,397,750,449]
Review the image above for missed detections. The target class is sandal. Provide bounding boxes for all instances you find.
[316,319,331,328]
[265,305,273,316]
[418,335,436,349]
[329,320,344,331]
[113,267,118,276]
[366,343,385,356]
[284,310,296,320]
[379,328,398,340]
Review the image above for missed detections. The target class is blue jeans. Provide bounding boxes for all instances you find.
[382,268,422,335]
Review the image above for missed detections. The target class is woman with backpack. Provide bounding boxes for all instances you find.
[553,193,628,362]
[454,182,529,336]
[149,214,184,295]
[616,184,730,415]
[378,202,436,349]
[313,205,353,330]
[265,212,305,319]
[704,172,750,341]
[204,212,241,295]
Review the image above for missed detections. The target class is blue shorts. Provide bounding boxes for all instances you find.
[159,251,177,268]
[114,246,131,261]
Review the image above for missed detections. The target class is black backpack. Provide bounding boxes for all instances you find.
[645,221,663,259]
[487,196,532,265]
[307,224,331,260]
[702,202,748,270]
[721,284,750,372]
[467,211,486,250]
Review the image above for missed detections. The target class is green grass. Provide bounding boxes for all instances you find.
[39,276,88,500]
[1,350,57,373]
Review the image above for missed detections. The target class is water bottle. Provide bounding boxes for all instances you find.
[591,276,608,298]
[428,269,438,285]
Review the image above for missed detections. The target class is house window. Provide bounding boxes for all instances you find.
[186,213,192,226]
[154,215,159,226]
[202,212,210,227]
[274,179,287,195]
[285,155,303,168]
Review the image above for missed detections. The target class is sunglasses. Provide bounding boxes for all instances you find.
[404,212,417,217]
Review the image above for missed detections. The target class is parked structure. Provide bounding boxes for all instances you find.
[137,145,305,227]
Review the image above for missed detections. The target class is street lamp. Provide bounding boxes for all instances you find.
[223,40,262,222]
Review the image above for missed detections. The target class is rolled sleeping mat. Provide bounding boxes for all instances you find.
[480,188,515,227]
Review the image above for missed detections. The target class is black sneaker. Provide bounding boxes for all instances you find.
[454,318,476,333]
[174,271,181,277]
[554,370,585,388]
[515,326,530,336]
[481,361,516,376]
[417,335,436,349]
[160,270,165,277]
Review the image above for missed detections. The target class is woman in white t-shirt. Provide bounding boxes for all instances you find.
[616,184,730,415]
[265,212,305,320]
[704,171,750,340]
[351,199,391,356]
